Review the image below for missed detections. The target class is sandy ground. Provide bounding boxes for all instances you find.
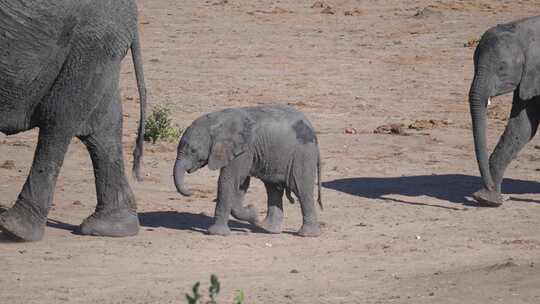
[1,0,540,303]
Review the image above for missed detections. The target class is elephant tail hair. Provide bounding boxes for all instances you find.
[317,152,323,211]
[285,189,295,204]
[131,28,147,182]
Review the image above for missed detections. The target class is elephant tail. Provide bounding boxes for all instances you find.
[131,28,147,182]
[317,151,323,211]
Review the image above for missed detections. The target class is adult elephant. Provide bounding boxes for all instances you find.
[469,16,540,206]
[0,0,147,241]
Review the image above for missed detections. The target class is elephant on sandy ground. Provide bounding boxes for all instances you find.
[469,15,540,206]
[173,105,323,237]
[0,0,147,241]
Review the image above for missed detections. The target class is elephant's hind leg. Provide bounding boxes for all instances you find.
[256,182,285,234]
[474,96,540,206]
[78,90,139,237]
[0,129,71,241]
[290,148,321,237]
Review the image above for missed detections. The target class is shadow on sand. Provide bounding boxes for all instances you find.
[323,174,540,209]
[138,211,256,234]
[0,212,260,241]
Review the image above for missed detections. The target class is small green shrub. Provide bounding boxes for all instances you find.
[185,275,245,304]
[144,104,182,144]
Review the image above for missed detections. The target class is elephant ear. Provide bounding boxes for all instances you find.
[208,111,255,171]
[519,40,540,101]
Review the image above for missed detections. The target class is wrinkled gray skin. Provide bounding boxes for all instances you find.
[469,16,540,206]
[0,0,147,241]
[174,105,323,237]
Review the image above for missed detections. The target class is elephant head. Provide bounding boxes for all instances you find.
[173,110,255,196]
[469,22,540,191]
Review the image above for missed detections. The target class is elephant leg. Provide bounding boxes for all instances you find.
[230,176,258,225]
[208,153,252,236]
[78,92,139,237]
[257,182,285,234]
[0,129,71,241]
[473,96,540,206]
[290,148,321,237]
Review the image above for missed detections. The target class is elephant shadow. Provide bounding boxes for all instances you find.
[323,174,540,208]
[138,211,256,234]
[0,211,265,239]
[3,212,256,239]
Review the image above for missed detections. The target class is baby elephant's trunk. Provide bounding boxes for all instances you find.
[173,159,193,196]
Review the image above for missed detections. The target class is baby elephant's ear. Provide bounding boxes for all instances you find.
[208,141,233,170]
[208,113,255,171]
[519,41,540,101]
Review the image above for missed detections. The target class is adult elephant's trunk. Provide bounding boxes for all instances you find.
[469,66,495,191]
[173,158,193,196]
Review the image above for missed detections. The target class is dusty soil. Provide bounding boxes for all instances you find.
[1,1,540,303]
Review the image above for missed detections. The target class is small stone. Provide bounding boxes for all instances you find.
[411,7,443,19]
[344,127,357,134]
[344,8,363,16]
[408,119,450,130]
[464,38,480,48]
[290,269,299,273]
[212,0,228,5]
[0,160,15,170]
[374,123,407,135]
[321,7,335,14]
[72,200,82,206]
[311,1,326,8]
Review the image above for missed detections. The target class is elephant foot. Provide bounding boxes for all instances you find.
[257,217,283,234]
[297,222,321,237]
[79,209,139,237]
[232,204,259,225]
[207,223,231,236]
[472,188,508,207]
[0,204,46,242]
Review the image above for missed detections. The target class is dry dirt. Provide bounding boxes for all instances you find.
[1,1,540,303]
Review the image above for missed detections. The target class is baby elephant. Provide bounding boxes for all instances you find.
[173,105,322,237]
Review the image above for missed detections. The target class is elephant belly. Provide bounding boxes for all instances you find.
[251,147,295,185]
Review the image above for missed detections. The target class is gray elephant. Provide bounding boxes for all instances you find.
[173,105,323,237]
[469,16,540,206]
[0,0,147,241]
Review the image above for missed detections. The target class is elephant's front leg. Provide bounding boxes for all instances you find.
[474,96,540,206]
[0,129,71,241]
[78,95,139,237]
[208,155,252,236]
